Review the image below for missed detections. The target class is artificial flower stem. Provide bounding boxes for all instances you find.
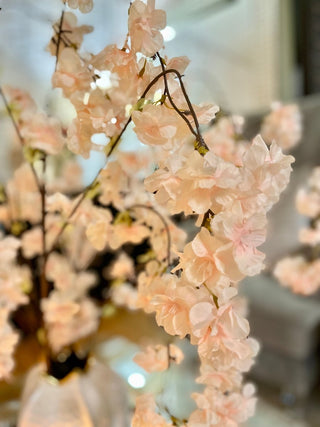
[55,10,65,71]
[156,52,199,141]
[0,86,42,192]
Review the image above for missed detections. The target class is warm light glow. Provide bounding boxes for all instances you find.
[96,70,112,90]
[153,88,163,103]
[83,92,90,105]
[161,26,176,42]
[127,373,146,389]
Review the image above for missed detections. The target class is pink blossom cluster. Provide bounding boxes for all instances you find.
[134,138,292,424]
[0,0,296,425]
[275,167,320,295]
[0,236,28,378]
[261,101,302,151]
[2,86,65,156]
[62,0,93,14]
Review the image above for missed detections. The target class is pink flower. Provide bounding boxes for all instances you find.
[146,274,208,337]
[168,343,184,365]
[21,227,43,259]
[196,360,242,392]
[0,235,20,263]
[46,253,96,294]
[52,48,91,98]
[136,260,166,309]
[132,394,172,427]
[6,164,41,224]
[239,136,294,211]
[198,329,259,374]
[189,384,256,427]
[42,292,80,324]
[46,193,72,215]
[0,321,19,379]
[211,202,266,276]
[203,117,238,163]
[299,224,320,246]
[145,150,241,216]
[48,160,83,193]
[192,104,219,125]
[134,344,184,373]
[67,112,95,158]
[144,167,183,213]
[0,265,29,313]
[48,12,93,56]
[176,228,243,287]
[20,113,65,155]
[85,208,113,251]
[274,256,320,295]
[128,0,166,57]
[296,189,320,218]
[134,345,169,373]
[132,103,189,148]
[98,162,129,210]
[308,167,320,192]
[109,252,135,281]
[111,283,138,310]
[261,102,302,150]
[42,294,100,353]
[2,86,36,121]
[65,0,93,13]
[109,222,150,250]
[175,151,241,215]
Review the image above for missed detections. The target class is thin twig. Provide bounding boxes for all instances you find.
[0,86,42,191]
[0,87,24,142]
[55,10,65,71]
[52,25,97,82]
[39,156,49,299]
[142,68,208,150]
[38,155,52,368]
[156,53,199,141]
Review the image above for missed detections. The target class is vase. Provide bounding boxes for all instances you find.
[17,358,129,427]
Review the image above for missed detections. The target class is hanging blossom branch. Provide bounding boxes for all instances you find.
[47,6,294,424]
[47,66,208,254]
[0,2,298,425]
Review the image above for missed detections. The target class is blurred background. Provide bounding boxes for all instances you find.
[1,0,320,426]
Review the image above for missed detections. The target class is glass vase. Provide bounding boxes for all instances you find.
[17,358,129,427]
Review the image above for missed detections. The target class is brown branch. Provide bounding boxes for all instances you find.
[55,10,65,71]
[52,25,97,82]
[38,156,53,368]
[156,53,199,141]
[40,156,49,299]
[142,68,209,150]
[0,86,42,191]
